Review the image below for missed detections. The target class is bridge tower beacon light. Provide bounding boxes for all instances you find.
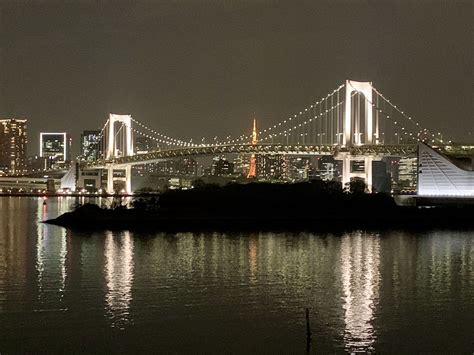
[247,118,258,178]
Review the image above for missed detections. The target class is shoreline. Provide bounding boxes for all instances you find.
[43,181,474,232]
[0,193,140,197]
[45,204,474,232]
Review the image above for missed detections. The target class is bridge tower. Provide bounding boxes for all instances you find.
[339,80,379,191]
[247,118,258,178]
[343,80,375,146]
[105,114,134,194]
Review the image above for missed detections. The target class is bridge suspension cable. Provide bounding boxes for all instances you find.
[89,80,450,166]
[260,85,344,144]
[130,117,192,147]
[359,93,421,144]
[131,126,196,150]
[258,84,350,145]
[131,116,254,147]
[254,81,445,147]
[367,85,444,144]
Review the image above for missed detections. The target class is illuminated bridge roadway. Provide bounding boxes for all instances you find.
[87,143,414,168]
[85,143,472,169]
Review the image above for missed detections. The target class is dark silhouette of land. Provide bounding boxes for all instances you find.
[45,180,474,231]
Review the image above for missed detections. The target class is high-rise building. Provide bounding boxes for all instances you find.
[398,157,417,190]
[317,155,341,181]
[384,157,400,187]
[26,155,51,173]
[40,132,71,164]
[211,156,234,176]
[372,160,391,193]
[179,157,198,176]
[80,130,101,161]
[233,154,250,177]
[133,136,159,176]
[0,118,27,175]
[287,157,312,181]
[134,157,198,177]
[256,155,287,180]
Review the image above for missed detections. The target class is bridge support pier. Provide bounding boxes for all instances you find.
[106,165,132,194]
[125,165,132,194]
[107,166,114,194]
[341,154,351,188]
[365,156,373,192]
[338,154,375,192]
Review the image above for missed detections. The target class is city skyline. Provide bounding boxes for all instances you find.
[0,2,472,155]
[0,3,473,353]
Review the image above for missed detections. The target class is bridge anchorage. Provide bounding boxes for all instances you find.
[74,79,458,194]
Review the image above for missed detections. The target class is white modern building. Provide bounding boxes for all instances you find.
[418,143,474,197]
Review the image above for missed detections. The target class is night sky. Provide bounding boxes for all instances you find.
[0,1,472,155]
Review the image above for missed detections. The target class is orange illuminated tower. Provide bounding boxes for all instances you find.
[247,118,257,178]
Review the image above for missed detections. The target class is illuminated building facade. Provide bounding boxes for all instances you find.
[383,157,400,187]
[134,157,198,177]
[80,130,102,161]
[398,157,417,191]
[160,158,197,176]
[133,137,197,178]
[26,155,50,173]
[179,157,198,176]
[211,156,234,176]
[256,155,287,180]
[316,155,341,181]
[133,136,159,176]
[287,157,312,181]
[0,118,27,175]
[233,154,250,177]
[418,143,474,196]
[40,132,71,164]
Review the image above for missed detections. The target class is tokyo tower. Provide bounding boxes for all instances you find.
[247,118,257,178]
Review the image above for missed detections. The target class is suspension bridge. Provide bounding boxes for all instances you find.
[74,79,466,194]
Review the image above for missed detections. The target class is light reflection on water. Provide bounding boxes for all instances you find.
[340,232,380,352]
[0,197,472,353]
[35,198,69,308]
[249,234,258,283]
[104,231,134,329]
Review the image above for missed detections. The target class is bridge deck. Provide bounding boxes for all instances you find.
[84,143,472,169]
